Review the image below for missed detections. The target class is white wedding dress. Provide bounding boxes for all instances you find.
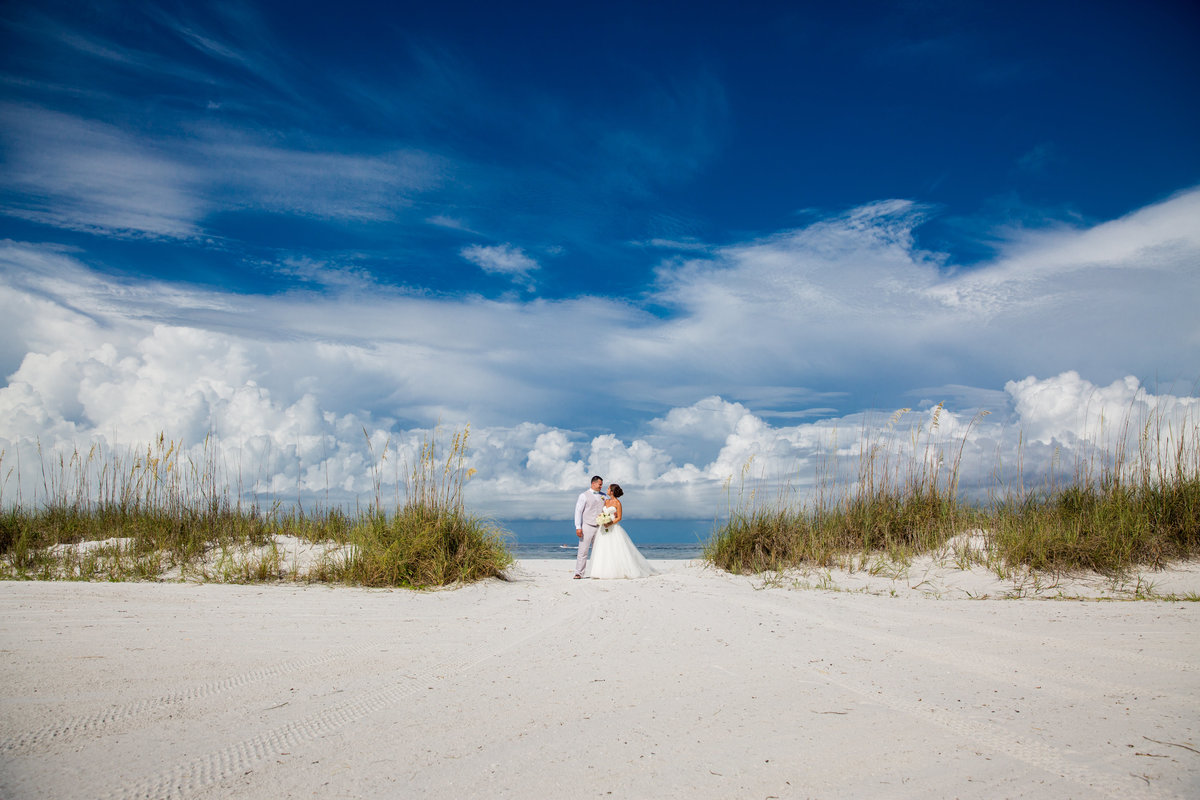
[586,514,656,580]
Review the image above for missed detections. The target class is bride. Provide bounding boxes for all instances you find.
[586,483,656,580]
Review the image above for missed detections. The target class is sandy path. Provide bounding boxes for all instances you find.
[1,561,1198,799]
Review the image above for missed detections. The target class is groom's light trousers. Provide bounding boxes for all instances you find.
[575,523,599,576]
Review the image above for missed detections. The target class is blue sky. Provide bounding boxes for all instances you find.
[2,1,1198,518]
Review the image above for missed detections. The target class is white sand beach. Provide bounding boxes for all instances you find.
[2,560,1199,799]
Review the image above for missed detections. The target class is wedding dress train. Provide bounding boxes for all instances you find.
[586,522,656,579]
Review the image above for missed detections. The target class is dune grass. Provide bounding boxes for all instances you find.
[0,428,512,587]
[705,405,1200,577]
[315,428,513,587]
[705,406,978,573]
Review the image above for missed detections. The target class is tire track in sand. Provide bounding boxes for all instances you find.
[777,594,1200,711]
[96,603,595,800]
[727,590,1171,800]
[0,638,395,754]
[813,667,1162,800]
[807,586,1198,675]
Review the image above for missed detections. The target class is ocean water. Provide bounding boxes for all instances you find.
[499,519,711,561]
[510,542,705,560]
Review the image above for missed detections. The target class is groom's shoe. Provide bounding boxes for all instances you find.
[573,574,582,579]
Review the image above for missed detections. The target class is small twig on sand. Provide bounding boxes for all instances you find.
[1143,736,1200,755]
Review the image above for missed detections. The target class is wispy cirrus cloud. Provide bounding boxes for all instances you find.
[631,237,712,252]
[4,6,295,115]
[198,136,443,222]
[1,6,442,239]
[0,104,444,238]
[1016,142,1054,173]
[426,215,477,233]
[0,104,205,238]
[0,2,734,292]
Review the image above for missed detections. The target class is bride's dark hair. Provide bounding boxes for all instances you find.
[607,483,623,498]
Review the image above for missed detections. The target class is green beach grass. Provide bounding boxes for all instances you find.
[704,405,1200,578]
[0,428,512,587]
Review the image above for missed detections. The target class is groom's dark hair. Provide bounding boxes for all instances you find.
[590,475,603,484]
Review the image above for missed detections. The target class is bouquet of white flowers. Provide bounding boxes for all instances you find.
[595,507,616,529]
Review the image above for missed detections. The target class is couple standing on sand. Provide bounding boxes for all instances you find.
[572,475,656,580]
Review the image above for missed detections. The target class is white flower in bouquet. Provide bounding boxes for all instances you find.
[595,508,616,528]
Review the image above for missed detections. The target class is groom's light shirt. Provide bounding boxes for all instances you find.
[574,489,607,529]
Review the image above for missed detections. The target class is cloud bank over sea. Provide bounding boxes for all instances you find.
[3,189,1197,520]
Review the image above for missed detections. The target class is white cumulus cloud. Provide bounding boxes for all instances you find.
[2,188,1199,520]
[460,243,540,288]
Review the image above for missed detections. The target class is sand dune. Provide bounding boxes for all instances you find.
[2,561,1198,799]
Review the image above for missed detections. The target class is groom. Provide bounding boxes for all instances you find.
[572,475,607,579]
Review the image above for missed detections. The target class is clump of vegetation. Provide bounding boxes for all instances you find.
[0,427,511,587]
[706,405,981,573]
[322,427,512,587]
[705,404,1200,578]
[988,415,1200,573]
